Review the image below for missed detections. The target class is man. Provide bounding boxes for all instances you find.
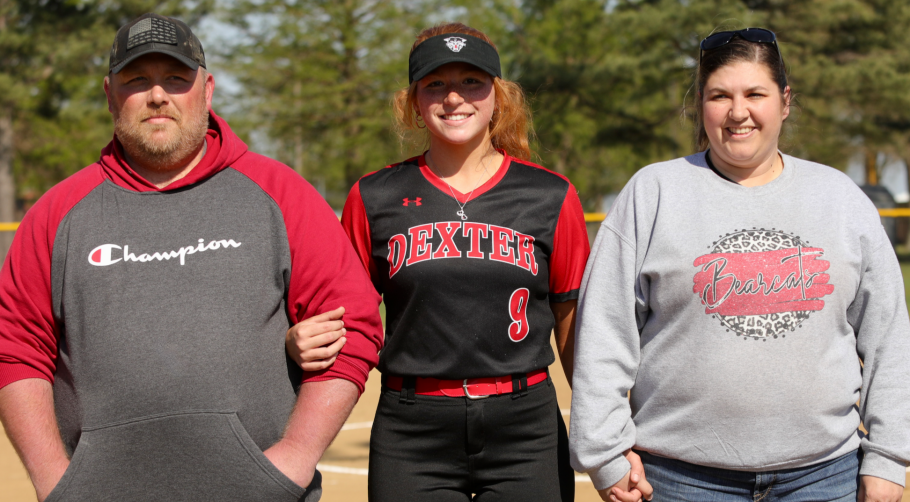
[0,13,382,502]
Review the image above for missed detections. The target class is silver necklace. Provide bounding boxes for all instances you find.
[427,151,492,221]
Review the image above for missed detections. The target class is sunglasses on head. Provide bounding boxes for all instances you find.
[699,28,787,84]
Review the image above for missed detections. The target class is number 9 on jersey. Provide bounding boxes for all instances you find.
[508,288,530,342]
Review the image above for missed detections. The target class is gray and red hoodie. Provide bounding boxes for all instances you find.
[0,111,382,501]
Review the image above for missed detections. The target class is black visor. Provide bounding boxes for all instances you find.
[408,33,502,83]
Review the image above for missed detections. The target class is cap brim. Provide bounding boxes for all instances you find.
[411,57,499,83]
[111,45,201,74]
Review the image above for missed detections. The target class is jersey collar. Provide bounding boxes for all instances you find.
[417,149,511,204]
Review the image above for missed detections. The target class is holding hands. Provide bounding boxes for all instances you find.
[598,450,653,502]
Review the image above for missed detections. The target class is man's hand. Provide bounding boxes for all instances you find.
[286,307,347,372]
[0,379,71,501]
[263,437,316,488]
[263,379,359,489]
[597,450,654,502]
[32,457,69,502]
[857,475,903,502]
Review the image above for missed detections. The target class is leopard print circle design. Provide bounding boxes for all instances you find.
[693,228,833,340]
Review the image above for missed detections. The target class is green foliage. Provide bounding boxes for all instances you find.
[776,0,910,167]
[215,0,442,207]
[9,0,910,211]
[506,0,910,208]
[1,0,212,198]
[515,0,702,208]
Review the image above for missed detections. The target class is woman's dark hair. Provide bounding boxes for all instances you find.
[693,35,790,152]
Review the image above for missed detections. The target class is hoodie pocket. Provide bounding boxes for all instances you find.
[44,411,308,502]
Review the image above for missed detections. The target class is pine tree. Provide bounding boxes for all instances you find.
[216,0,441,208]
[0,0,211,261]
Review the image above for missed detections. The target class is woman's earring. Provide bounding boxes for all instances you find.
[416,113,426,129]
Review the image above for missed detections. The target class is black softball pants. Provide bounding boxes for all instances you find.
[367,373,574,502]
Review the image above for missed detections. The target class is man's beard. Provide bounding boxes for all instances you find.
[114,97,210,172]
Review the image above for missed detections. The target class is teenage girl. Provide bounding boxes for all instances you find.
[290,22,651,502]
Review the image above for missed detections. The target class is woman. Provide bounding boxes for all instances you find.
[570,28,910,502]
[289,22,649,502]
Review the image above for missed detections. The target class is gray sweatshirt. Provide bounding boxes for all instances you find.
[570,152,910,489]
[0,114,383,501]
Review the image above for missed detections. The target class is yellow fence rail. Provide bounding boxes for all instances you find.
[0,208,904,231]
[876,208,910,217]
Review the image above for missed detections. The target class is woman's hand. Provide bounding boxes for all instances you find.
[857,476,903,502]
[286,306,347,371]
[597,450,654,502]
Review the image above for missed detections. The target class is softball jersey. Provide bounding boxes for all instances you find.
[341,152,589,380]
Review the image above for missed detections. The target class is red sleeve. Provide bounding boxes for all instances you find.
[549,184,590,303]
[234,154,383,394]
[340,181,380,293]
[0,167,104,390]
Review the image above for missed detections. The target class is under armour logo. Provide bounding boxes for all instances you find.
[403,198,422,206]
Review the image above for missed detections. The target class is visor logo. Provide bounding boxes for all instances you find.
[444,37,467,52]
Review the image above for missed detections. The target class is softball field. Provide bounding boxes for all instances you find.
[2,340,909,501]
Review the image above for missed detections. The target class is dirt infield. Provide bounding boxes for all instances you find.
[313,346,604,502]
[311,347,910,502]
[2,346,909,501]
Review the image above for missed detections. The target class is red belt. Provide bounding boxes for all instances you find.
[384,369,548,399]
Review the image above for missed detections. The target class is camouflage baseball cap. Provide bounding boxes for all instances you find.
[109,13,206,74]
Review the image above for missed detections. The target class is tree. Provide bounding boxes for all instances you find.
[0,0,212,261]
[0,0,112,257]
[502,0,749,209]
[12,0,910,222]
[507,0,910,209]
[216,0,441,208]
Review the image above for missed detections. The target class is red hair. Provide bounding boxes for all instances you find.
[392,23,533,161]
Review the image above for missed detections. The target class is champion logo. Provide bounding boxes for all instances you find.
[403,198,422,207]
[88,238,242,267]
[444,37,467,52]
